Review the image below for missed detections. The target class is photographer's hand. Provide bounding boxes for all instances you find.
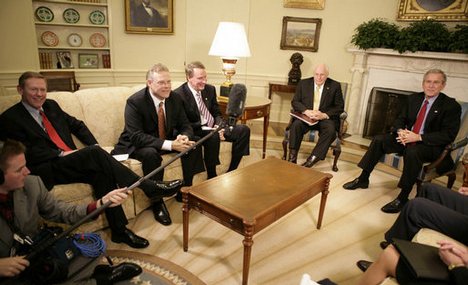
[0,256,29,277]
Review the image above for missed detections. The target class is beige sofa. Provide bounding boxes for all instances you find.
[0,84,233,232]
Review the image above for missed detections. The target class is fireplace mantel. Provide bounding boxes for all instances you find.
[346,47,468,136]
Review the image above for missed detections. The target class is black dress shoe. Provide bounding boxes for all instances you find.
[343,178,369,190]
[150,179,183,199]
[152,201,172,225]
[381,198,406,213]
[111,229,149,248]
[93,262,142,284]
[356,260,373,272]
[301,155,320,168]
[380,241,390,249]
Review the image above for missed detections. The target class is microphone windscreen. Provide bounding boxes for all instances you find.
[226,84,247,117]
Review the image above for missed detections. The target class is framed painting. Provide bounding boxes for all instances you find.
[78,54,99,69]
[280,17,322,52]
[397,0,468,21]
[125,0,174,34]
[283,0,325,9]
[56,51,73,69]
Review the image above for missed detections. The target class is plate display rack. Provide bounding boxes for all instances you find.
[33,0,111,70]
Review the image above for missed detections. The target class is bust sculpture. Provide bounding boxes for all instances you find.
[288,52,304,85]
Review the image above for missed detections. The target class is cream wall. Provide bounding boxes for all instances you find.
[0,0,417,123]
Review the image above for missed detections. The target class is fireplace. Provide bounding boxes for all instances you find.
[363,87,413,139]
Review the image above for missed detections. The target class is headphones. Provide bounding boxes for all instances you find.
[0,141,4,185]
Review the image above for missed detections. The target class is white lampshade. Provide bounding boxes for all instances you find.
[209,22,251,58]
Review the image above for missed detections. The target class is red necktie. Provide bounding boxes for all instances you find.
[40,111,72,151]
[412,100,429,134]
[157,102,166,139]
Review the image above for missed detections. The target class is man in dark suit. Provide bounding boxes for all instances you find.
[131,0,167,28]
[113,63,205,226]
[0,71,182,249]
[288,63,344,168]
[173,61,250,178]
[343,69,461,213]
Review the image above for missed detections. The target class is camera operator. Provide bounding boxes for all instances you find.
[0,139,141,284]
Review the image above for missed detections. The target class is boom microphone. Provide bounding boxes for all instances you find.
[226,83,247,129]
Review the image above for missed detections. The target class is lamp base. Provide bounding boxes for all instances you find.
[220,84,232,97]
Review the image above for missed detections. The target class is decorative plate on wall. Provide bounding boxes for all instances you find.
[35,6,54,22]
[41,31,59,47]
[89,33,106,47]
[67,33,83,47]
[89,10,105,25]
[63,8,80,24]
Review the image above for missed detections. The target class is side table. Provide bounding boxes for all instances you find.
[218,96,271,159]
[268,82,297,100]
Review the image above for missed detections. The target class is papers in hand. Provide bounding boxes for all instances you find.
[290,112,318,126]
[202,126,217,131]
[113,154,129,161]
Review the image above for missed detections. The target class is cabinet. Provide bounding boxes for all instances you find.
[32,0,111,70]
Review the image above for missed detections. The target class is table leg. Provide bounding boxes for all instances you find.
[242,223,254,285]
[317,179,331,229]
[262,114,269,159]
[182,192,189,252]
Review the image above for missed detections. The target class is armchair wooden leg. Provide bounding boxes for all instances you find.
[332,148,340,172]
[446,173,456,189]
[282,140,288,160]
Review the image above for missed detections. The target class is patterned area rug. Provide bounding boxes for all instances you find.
[105,250,206,285]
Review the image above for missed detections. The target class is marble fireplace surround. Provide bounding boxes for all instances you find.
[346,48,468,136]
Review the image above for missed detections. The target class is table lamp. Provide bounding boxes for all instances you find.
[208,22,251,98]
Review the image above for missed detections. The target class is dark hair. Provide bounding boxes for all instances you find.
[18,71,45,88]
[0,139,26,172]
[185,61,205,78]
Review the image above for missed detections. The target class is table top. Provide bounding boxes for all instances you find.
[184,157,332,223]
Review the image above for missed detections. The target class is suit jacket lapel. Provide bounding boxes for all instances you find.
[319,80,332,109]
[424,94,444,127]
[184,84,200,117]
[18,103,51,141]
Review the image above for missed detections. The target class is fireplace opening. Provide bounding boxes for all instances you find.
[363,87,414,139]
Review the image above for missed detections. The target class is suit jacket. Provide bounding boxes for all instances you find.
[173,83,223,133]
[291,77,344,129]
[0,100,98,182]
[392,92,461,147]
[113,87,194,155]
[0,176,87,258]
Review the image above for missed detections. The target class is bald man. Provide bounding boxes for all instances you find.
[288,64,345,168]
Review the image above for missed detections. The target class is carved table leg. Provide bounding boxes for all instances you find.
[242,222,254,285]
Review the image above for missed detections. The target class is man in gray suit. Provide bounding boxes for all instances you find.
[0,139,142,284]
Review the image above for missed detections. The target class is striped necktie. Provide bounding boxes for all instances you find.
[196,92,214,127]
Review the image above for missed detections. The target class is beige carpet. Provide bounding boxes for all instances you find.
[101,129,461,285]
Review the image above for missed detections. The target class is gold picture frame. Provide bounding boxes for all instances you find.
[397,0,468,21]
[280,17,322,52]
[283,0,325,10]
[125,0,173,34]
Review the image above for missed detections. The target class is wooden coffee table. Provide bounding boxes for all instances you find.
[182,157,333,285]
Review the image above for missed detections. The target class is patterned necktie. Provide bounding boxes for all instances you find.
[313,85,321,110]
[412,99,429,134]
[157,101,166,139]
[196,92,214,127]
[40,110,72,151]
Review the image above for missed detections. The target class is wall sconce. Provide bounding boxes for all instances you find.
[208,22,251,97]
